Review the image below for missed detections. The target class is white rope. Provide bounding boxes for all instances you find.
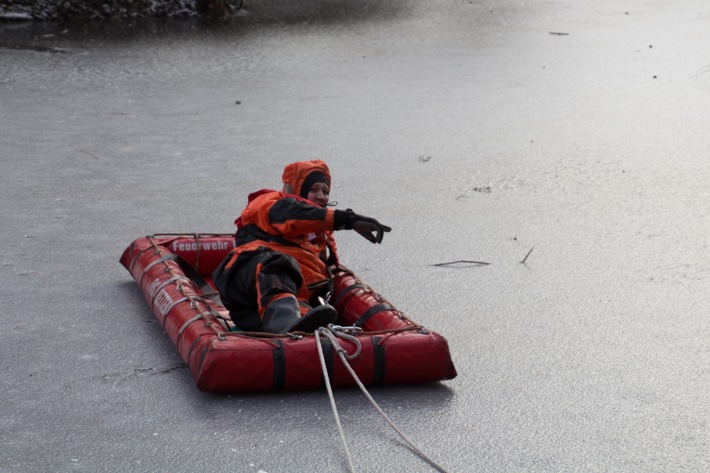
[315,329,357,473]
[316,326,449,473]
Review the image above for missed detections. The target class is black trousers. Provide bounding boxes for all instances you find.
[213,248,307,331]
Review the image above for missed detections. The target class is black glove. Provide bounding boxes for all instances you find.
[335,209,392,244]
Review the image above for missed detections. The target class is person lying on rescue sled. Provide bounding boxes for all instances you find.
[213,160,391,334]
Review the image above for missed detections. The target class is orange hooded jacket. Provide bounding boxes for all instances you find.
[224,160,341,301]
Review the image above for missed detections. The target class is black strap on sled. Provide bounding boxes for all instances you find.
[319,336,335,388]
[272,340,286,391]
[372,336,386,385]
[332,282,366,307]
[354,303,395,328]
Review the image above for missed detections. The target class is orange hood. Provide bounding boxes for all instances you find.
[281,160,331,199]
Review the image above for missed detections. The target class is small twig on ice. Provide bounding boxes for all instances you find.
[432,260,491,268]
[78,148,101,160]
[520,246,535,264]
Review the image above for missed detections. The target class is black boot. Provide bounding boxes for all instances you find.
[285,304,338,333]
[261,297,302,334]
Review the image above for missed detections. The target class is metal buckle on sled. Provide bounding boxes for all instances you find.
[327,324,362,335]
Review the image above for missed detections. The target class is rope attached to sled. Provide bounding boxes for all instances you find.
[315,325,449,473]
[315,327,358,472]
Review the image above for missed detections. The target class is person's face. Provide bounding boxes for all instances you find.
[307,182,330,207]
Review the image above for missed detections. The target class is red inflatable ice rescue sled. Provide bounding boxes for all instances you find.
[120,234,457,393]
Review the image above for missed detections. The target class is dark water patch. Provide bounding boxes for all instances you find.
[0,0,410,46]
